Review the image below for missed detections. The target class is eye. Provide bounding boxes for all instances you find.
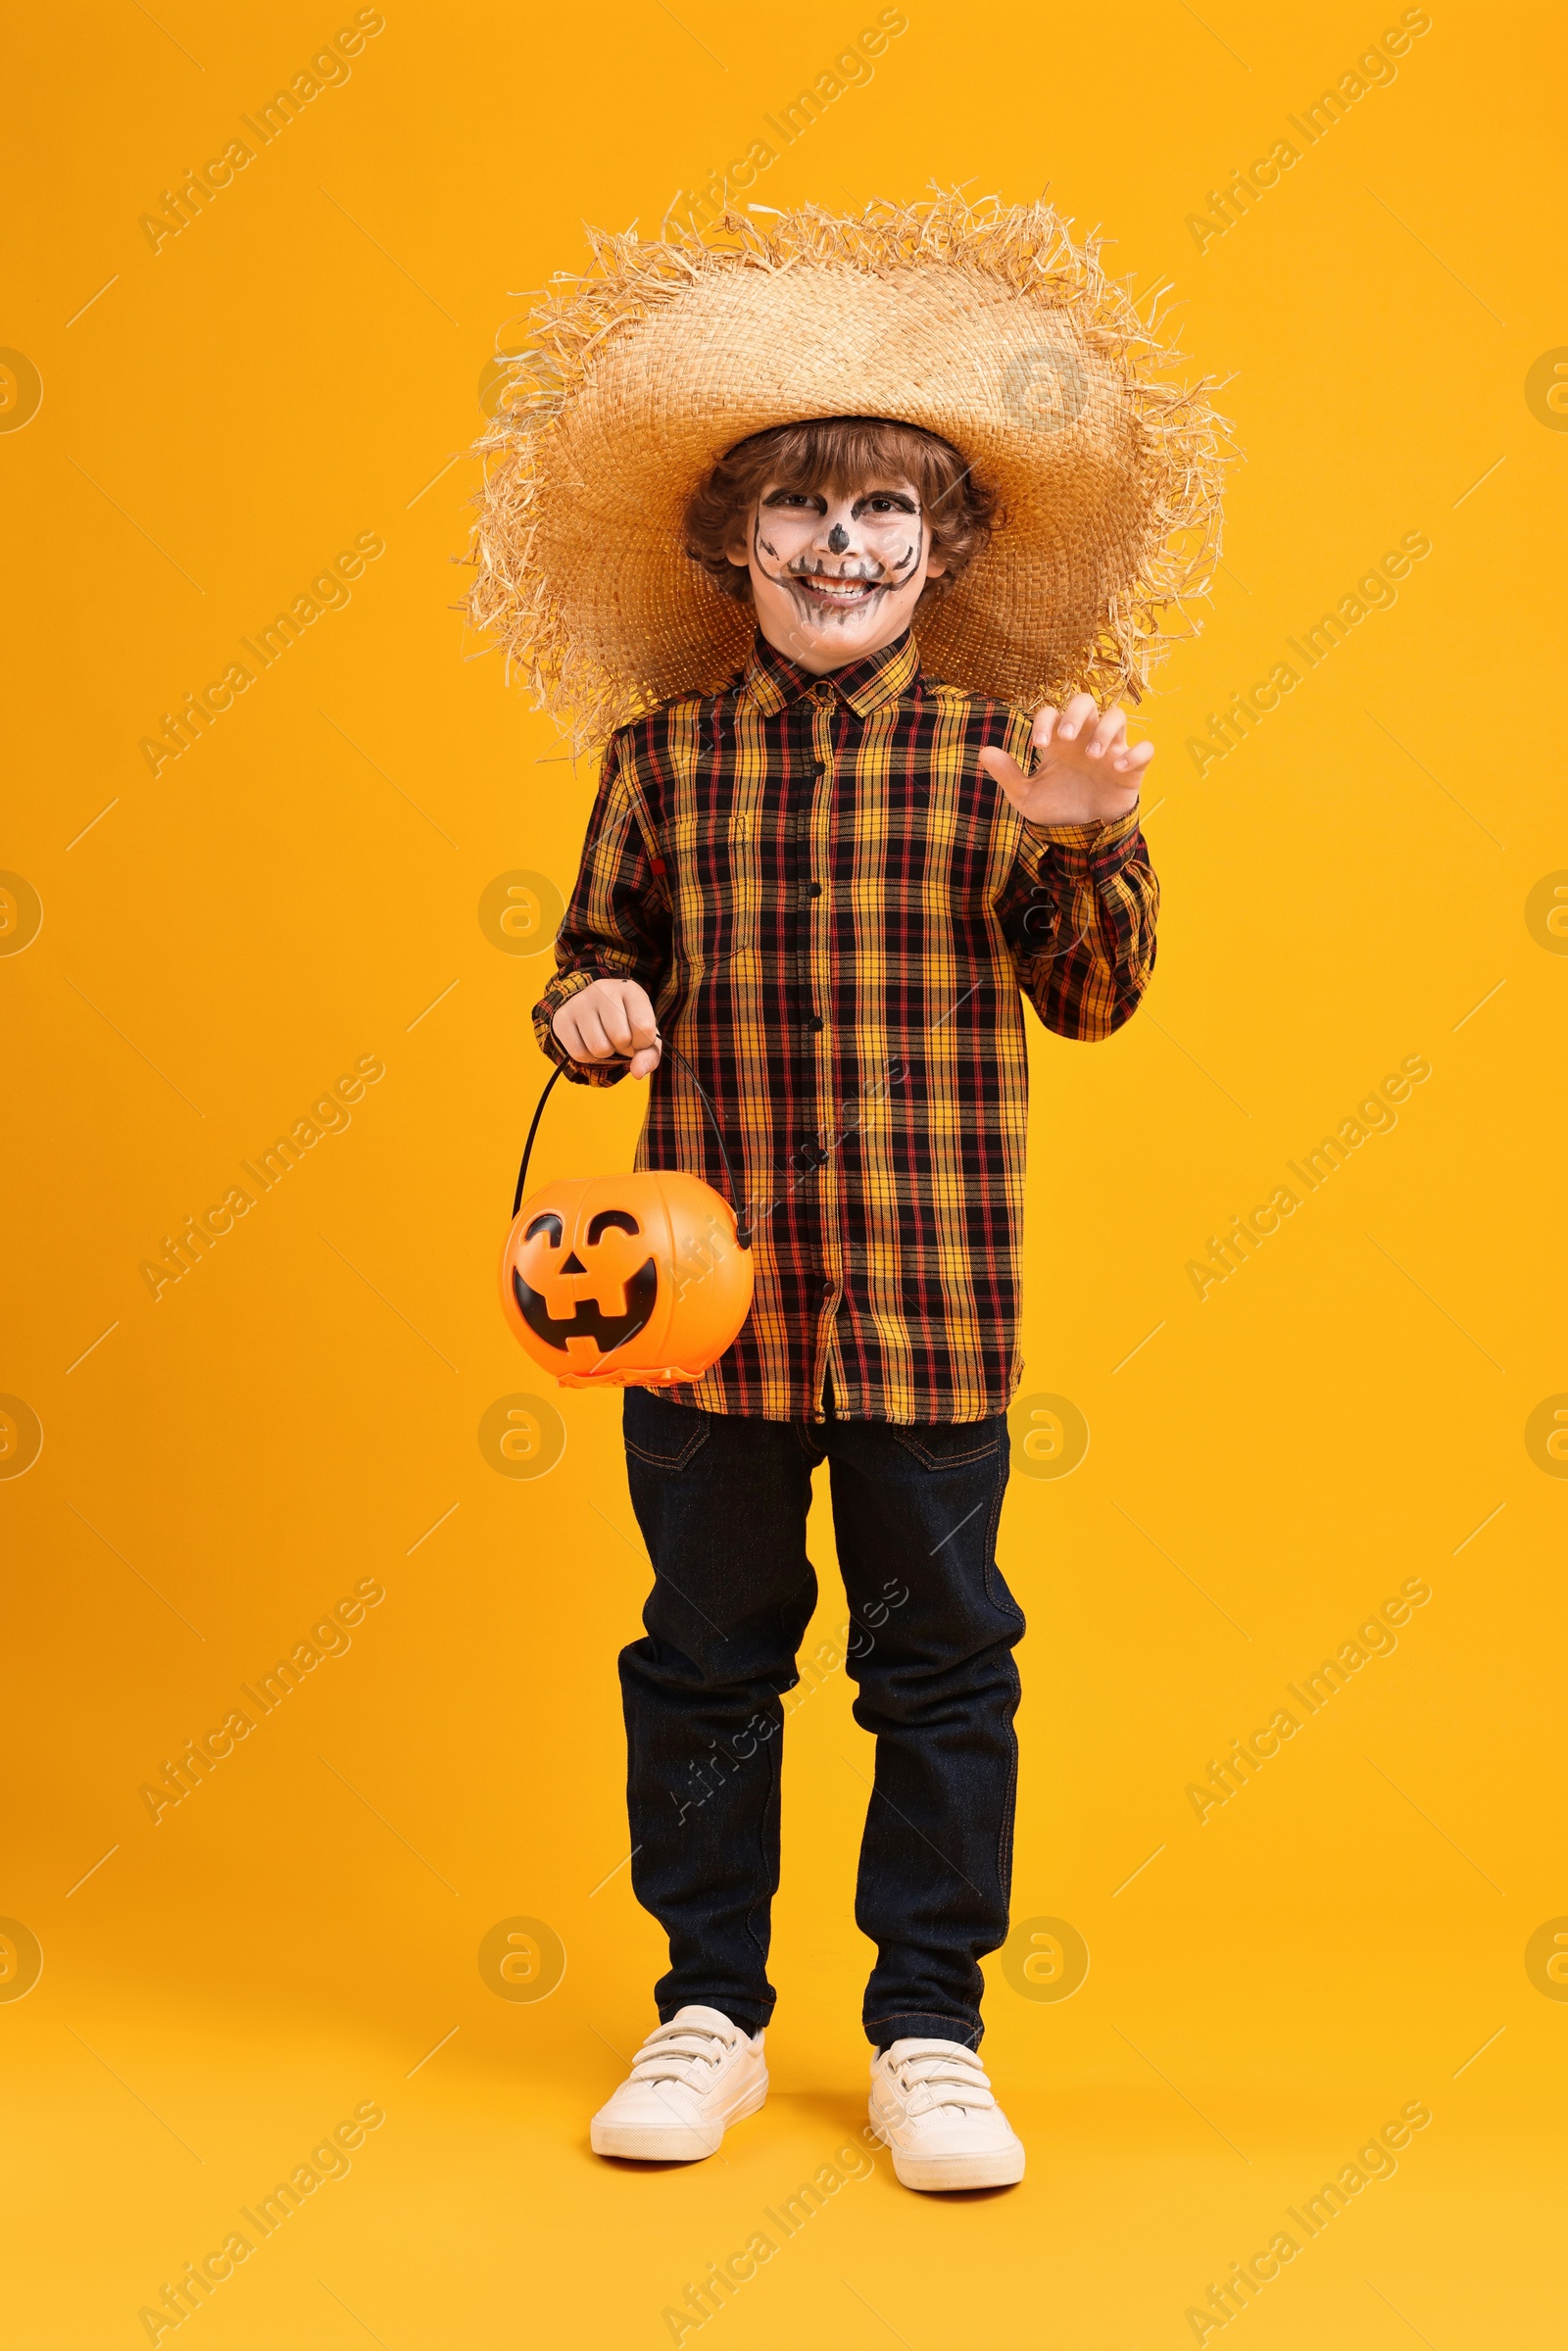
[525,1212,563,1245]
[587,1209,641,1243]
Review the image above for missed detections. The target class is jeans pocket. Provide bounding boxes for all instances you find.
[622,1389,715,1472]
[888,1419,1004,1473]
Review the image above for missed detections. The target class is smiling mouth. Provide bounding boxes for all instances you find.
[790,573,883,609]
[513,1259,658,1355]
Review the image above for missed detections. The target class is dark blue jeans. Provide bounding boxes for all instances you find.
[619,1386,1024,2048]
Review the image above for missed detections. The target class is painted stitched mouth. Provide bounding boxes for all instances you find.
[513,1259,658,1354]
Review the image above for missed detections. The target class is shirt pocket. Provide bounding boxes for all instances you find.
[666,810,764,967]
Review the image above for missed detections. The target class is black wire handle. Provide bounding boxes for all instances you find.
[511,1043,752,1249]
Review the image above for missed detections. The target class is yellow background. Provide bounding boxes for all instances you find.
[5,2,1565,2343]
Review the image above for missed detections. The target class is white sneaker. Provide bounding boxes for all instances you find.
[868,2038,1026,2190]
[589,2005,767,2161]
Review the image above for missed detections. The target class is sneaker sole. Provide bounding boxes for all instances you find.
[590,2075,768,2162]
[889,2143,1026,2192]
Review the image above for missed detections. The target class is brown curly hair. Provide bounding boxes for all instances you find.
[683,416,995,611]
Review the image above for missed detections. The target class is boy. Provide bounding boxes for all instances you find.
[470,195,1220,2192]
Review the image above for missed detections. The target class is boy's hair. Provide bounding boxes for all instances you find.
[683,416,995,609]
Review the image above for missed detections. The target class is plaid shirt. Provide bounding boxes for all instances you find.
[533,628,1157,1423]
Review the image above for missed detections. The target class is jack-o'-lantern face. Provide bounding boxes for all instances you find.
[511,1204,658,1360]
[500,1169,756,1389]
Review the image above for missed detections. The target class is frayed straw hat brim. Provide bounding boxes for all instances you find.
[467,191,1229,748]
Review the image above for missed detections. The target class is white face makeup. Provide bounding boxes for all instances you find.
[726,474,946,673]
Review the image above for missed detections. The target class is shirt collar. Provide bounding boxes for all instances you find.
[739,627,921,719]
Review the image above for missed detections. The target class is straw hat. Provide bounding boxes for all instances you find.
[466,189,1228,748]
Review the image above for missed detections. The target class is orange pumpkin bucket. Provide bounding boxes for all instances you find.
[501,1047,755,1389]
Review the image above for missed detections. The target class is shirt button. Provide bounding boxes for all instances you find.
[821,1279,836,1297]
[807,882,822,898]
[805,1015,824,1034]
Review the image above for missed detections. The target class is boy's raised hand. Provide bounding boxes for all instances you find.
[551,977,662,1077]
[977,692,1152,827]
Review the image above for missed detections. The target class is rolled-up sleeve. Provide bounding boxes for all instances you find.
[997,805,1159,1040]
[531,731,671,1087]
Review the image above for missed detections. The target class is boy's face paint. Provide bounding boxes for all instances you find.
[726,473,947,673]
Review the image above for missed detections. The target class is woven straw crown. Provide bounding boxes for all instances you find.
[466,191,1228,748]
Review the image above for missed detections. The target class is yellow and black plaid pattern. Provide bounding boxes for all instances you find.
[534,630,1158,1422]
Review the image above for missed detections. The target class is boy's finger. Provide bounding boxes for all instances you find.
[623,989,661,1047]
[1054,692,1098,742]
[1085,708,1125,759]
[600,995,635,1053]
[1111,739,1155,775]
[977,744,1027,795]
[1028,705,1058,752]
[574,1009,614,1059]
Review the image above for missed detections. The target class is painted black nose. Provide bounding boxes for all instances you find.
[827,523,849,553]
[561,1250,587,1272]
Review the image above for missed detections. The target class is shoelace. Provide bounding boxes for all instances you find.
[628,2018,739,2086]
[884,2044,997,2115]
